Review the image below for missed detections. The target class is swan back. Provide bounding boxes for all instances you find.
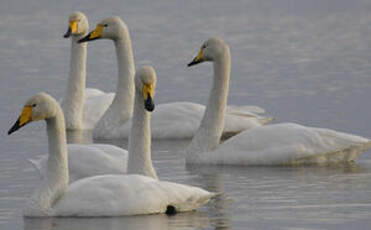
[53,175,214,216]
[207,123,371,165]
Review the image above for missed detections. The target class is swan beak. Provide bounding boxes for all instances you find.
[78,24,103,43]
[63,28,72,38]
[143,84,155,112]
[64,20,78,38]
[8,106,33,135]
[187,48,204,67]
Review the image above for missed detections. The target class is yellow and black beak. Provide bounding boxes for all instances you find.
[64,20,78,38]
[143,84,155,112]
[187,47,204,67]
[78,24,104,43]
[8,106,33,135]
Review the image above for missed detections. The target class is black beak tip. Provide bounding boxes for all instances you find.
[146,103,155,112]
[145,95,155,112]
[78,32,97,43]
[77,37,86,43]
[63,28,71,38]
[187,59,201,67]
[8,119,21,135]
[145,101,155,112]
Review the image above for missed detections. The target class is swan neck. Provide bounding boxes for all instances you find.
[61,35,87,130]
[127,90,158,179]
[112,38,135,120]
[187,48,230,157]
[33,106,69,214]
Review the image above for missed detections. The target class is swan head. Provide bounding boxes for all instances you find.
[8,93,58,135]
[188,37,228,66]
[63,11,89,38]
[135,66,157,112]
[78,16,128,43]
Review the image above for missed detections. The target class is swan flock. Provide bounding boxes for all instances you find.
[7,12,371,217]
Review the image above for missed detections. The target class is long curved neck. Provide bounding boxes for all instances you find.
[127,90,158,179]
[31,106,69,214]
[94,36,135,135]
[111,37,135,121]
[61,35,87,130]
[186,48,231,159]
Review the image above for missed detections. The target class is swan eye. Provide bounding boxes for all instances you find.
[32,104,37,107]
[103,24,108,27]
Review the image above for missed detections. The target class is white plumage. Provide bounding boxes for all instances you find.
[79,16,271,139]
[10,74,213,217]
[185,37,371,165]
[108,102,271,139]
[61,12,114,130]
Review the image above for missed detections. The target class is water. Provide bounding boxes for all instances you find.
[1,0,371,229]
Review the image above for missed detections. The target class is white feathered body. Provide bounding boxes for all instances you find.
[99,102,272,139]
[188,123,371,165]
[25,174,214,217]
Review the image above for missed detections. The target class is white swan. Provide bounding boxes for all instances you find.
[61,11,114,130]
[185,37,371,165]
[78,16,272,139]
[27,65,168,182]
[8,91,214,217]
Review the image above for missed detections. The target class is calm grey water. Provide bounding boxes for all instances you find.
[1,0,371,229]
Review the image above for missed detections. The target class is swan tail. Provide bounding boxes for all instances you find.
[289,141,371,165]
[259,116,274,125]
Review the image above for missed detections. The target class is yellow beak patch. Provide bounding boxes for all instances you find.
[89,24,104,40]
[142,84,154,100]
[195,47,204,62]
[19,106,33,126]
[69,20,78,34]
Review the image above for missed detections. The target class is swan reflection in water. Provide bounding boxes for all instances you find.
[24,211,211,230]
[186,161,368,229]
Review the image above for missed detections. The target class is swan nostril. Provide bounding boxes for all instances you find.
[165,205,176,216]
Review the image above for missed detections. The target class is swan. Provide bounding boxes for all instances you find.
[78,16,272,139]
[7,92,214,216]
[185,37,371,165]
[26,65,170,182]
[61,11,114,130]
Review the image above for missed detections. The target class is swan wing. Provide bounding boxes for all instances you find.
[67,144,127,182]
[83,92,115,130]
[226,104,266,114]
[202,123,371,165]
[32,144,128,183]
[115,102,271,139]
[84,88,108,99]
[54,174,214,216]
